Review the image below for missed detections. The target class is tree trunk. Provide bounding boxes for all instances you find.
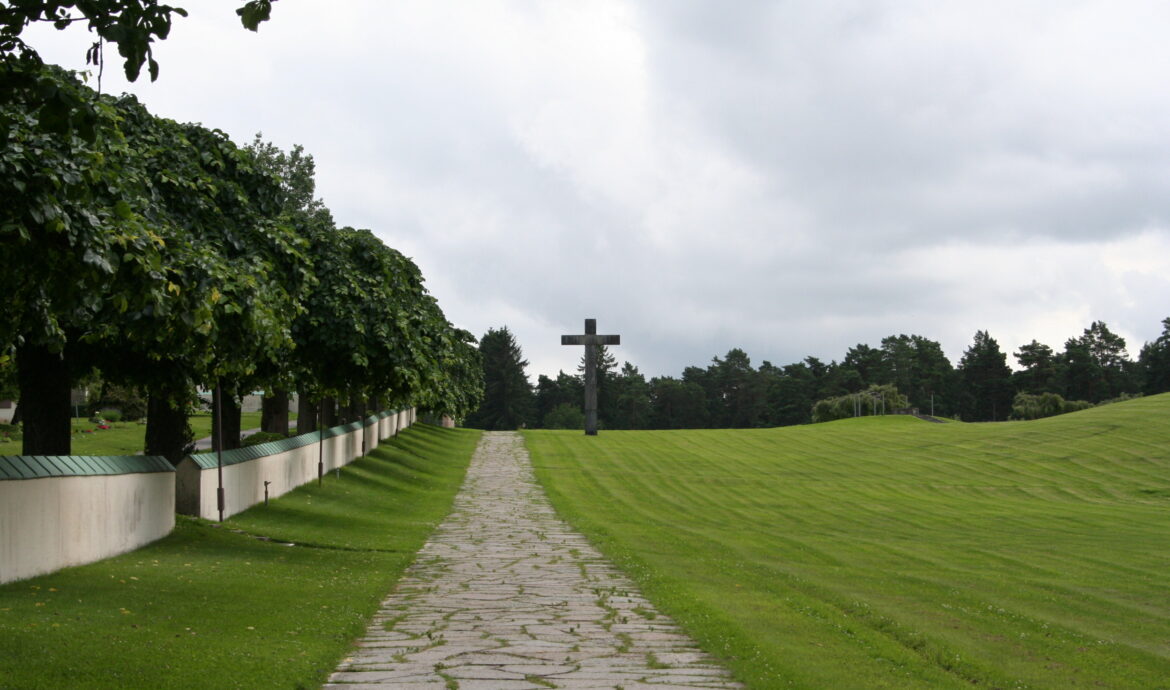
[145,391,192,465]
[296,389,317,435]
[212,383,242,451]
[260,393,274,432]
[261,389,289,435]
[321,396,338,427]
[349,391,364,423]
[17,342,72,455]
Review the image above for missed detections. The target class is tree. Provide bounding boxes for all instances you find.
[416,327,484,424]
[811,384,907,423]
[1138,317,1170,395]
[543,402,584,430]
[578,344,617,429]
[245,134,333,434]
[464,327,533,430]
[958,330,1014,421]
[1013,340,1059,394]
[841,343,883,390]
[761,360,818,426]
[0,1,288,458]
[647,376,708,429]
[872,335,956,415]
[1,1,274,82]
[610,362,651,429]
[1070,321,1137,401]
[1,69,172,454]
[709,348,766,428]
[102,102,308,461]
[1010,392,1092,420]
[534,371,581,428]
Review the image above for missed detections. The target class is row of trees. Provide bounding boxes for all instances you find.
[1,8,482,458]
[466,318,1170,430]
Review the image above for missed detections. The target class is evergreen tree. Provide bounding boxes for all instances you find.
[841,344,884,389]
[1061,336,1101,403]
[542,402,584,430]
[611,362,652,429]
[464,327,533,430]
[710,348,766,428]
[1139,317,1170,395]
[578,344,617,428]
[1013,340,1059,394]
[767,360,819,426]
[533,371,582,428]
[958,330,1014,421]
[871,335,956,415]
[647,376,708,429]
[1075,321,1137,400]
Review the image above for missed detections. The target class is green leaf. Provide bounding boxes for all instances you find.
[236,0,273,31]
[113,199,134,219]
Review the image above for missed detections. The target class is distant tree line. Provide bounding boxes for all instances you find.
[465,318,1170,430]
[2,43,482,457]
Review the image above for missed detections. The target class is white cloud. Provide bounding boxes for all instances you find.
[20,0,1170,381]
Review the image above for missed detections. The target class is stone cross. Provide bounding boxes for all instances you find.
[561,318,620,435]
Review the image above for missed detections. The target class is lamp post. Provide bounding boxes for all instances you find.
[215,381,225,523]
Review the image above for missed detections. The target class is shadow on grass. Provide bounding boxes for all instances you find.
[0,424,481,690]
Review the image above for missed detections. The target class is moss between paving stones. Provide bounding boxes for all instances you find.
[0,424,480,690]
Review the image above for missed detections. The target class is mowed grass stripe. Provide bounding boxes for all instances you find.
[524,393,1170,689]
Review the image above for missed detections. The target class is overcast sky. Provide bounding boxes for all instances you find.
[28,1,1170,380]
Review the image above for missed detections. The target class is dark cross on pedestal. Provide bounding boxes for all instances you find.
[561,318,621,435]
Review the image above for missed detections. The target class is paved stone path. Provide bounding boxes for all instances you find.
[326,431,742,689]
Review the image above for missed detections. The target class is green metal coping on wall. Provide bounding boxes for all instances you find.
[0,455,174,480]
[184,409,407,470]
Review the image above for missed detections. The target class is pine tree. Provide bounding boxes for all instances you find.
[463,327,533,430]
[958,330,1014,421]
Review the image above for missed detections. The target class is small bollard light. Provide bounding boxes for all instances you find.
[335,467,340,479]
[263,480,271,507]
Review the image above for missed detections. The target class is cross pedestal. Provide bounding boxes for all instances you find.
[561,318,620,435]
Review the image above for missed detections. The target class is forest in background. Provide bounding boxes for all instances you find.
[467,318,1170,430]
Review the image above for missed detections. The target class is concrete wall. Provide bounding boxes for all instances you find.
[176,408,414,521]
[0,408,414,583]
[0,471,175,585]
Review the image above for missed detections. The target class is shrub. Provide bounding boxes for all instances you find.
[0,423,21,442]
[812,384,909,423]
[543,403,585,430]
[1011,392,1093,420]
[87,384,147,421]
[101,409,122,423]
[241,431,288,447]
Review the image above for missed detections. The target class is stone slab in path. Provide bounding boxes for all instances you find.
[326,431,742,689]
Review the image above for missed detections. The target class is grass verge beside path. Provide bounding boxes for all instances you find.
[0,424,480,689]
[525,394,1170,689]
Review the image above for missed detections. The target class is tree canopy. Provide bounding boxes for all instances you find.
[3,62,481,456]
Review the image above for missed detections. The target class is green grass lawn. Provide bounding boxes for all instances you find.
[0,424,480,689]
[0,412,289,456]
[525,393,1170,689]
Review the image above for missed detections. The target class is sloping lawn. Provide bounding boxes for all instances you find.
[525,394,1170,689]
[0,424,480,689]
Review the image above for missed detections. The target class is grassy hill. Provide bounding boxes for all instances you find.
[524,393,1170,689]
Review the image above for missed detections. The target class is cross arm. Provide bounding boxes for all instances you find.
[562,335,621,346]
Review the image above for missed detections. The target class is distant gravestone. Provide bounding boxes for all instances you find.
[561,318,620,435]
